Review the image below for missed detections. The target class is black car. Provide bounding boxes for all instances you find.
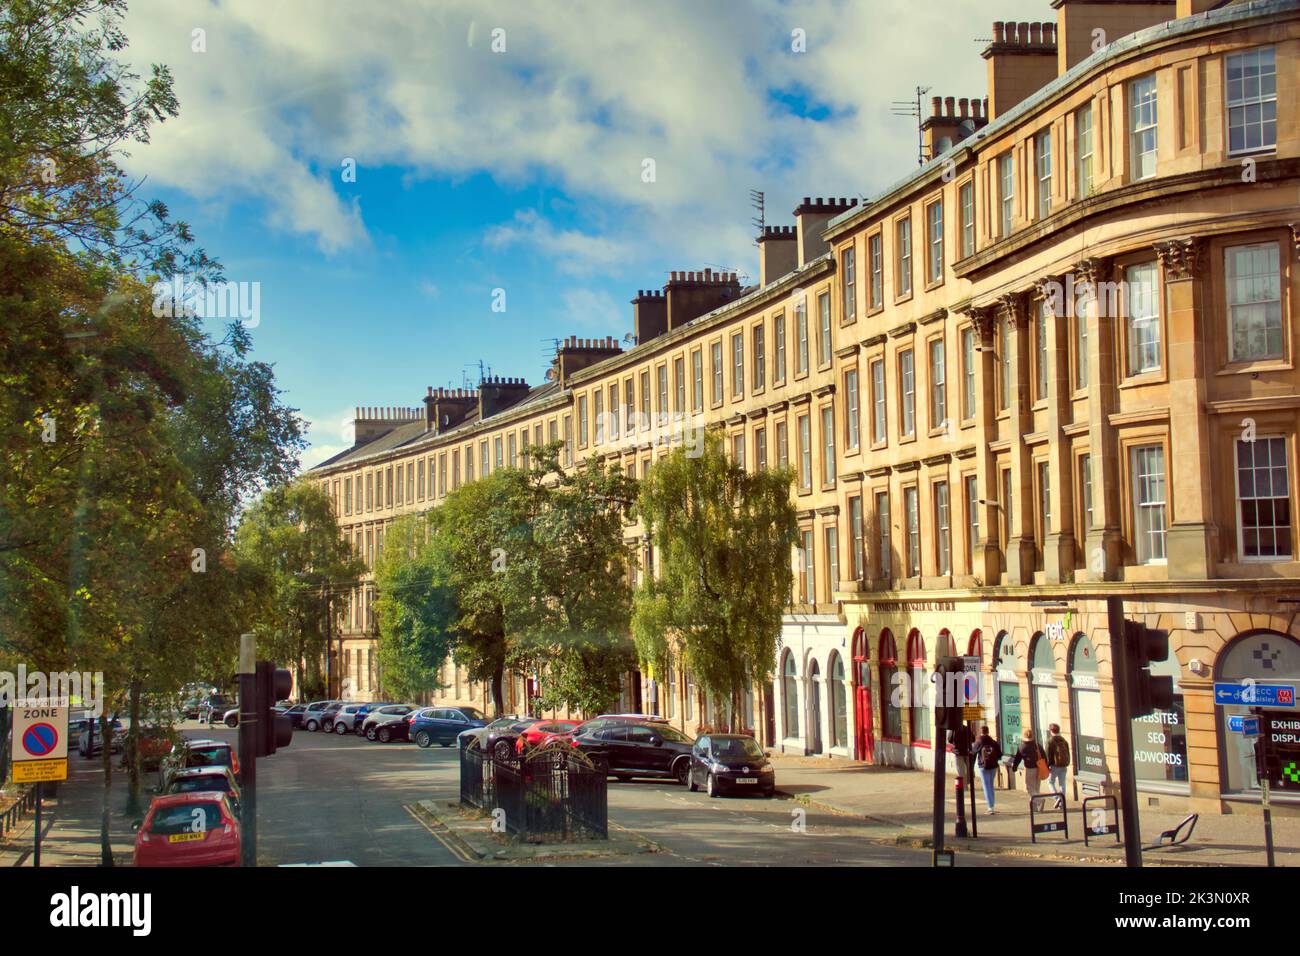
[573,720,694,785]
[409,706,488,748]
[361,704,417,742]
[686,734,775,798]
[275,703,307,729]
[198,694,233,724]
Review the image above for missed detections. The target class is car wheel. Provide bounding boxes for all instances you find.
[334,721,349,735]
[492,739,513,762]
[763,788,775,799]
[687,767,698,792]
[415,731,431,748]
[378,727,392,743]
[225,715,237,728]
[305,719,318,732]
[365,726,377,741]
[674,760,691,787]
[707,773,719,798]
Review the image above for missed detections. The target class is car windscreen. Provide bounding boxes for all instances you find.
[169,776,232,794]
[148,802,222,835]
[712,738,763,758]
[184,747,232,767]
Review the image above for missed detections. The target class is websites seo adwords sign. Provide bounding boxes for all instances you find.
[11,698,69,783]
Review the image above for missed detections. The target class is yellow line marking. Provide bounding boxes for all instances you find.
[402,804,476,864]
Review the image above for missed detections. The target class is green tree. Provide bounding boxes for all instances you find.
[421,468,534,715]
[632,432,798,730]
[507,443,638,716]
[374,513,454,701]
[234,481,364,698]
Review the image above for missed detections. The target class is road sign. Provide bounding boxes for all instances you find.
[12,698,68,784]
[962,705,985,720]
[1213,682,1296,707]
[1228,715,1260,736]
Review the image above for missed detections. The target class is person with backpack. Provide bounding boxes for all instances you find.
[1045,723,1070,794]
[973,725,1002,814]
[1012,727,1047,794]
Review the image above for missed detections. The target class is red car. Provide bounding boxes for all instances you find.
[133,792,241,867]
[516,719,583,753]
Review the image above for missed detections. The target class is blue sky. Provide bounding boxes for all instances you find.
[121,0,1049,467]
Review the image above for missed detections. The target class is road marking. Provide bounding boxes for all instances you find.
[402,804,476,864]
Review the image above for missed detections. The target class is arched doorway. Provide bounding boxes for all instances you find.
[807,658,824,754]
[907,630,930,746]
[994,632,1022,748]
[829,652,848,752]
[852,626,875,762]
[1217,630,1300,794]
[1068,632,1105,778]
[1029,633,1059,747]
[781,650,799,742]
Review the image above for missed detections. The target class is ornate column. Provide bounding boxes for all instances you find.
[1156,237,1217,579]
[1035,274,1075,583]
[1079,257,1123,581]
[1001,292,1037,585]
[967,305,1003,586]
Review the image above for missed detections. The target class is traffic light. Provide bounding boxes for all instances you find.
[934,657,966,734]
[1125,620,1174,717]
[255,661,294,757]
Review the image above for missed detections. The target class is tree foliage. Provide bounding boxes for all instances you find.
[632,432,798,725]
[373,513,453,701]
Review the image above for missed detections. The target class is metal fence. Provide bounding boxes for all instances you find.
[459,745,607,842]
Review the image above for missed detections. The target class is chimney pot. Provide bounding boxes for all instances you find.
[1030,22,1041,45]
[944,96,955,116]
[959,97,969,117]
[1018,22,1030,45]
[992,21,1004,42]
[931,95,942,116]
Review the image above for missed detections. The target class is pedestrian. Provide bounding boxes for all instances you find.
[1012,728,1046,795]
[973,725,1002,814]
[1045,723,1070,795]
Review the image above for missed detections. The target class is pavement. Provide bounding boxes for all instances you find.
[768,753,1300,866]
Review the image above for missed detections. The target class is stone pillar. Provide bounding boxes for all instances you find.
[1001,293,1037,584]
[1156,237,1217,579]
[1035,275,1075,583]
[968,305,1003,586]
[1078,257,1123,581]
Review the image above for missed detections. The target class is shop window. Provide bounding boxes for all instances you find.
[994,632,1022,749]
[781,651,799,739]
[830,653,848,750]
[1218,631,1300,793]
[1029,633,1059,749]
[879,630,902,740]
[1068,633,1105,778]
[907,629,929,745]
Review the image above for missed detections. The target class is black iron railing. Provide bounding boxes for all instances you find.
[459,745,607,841]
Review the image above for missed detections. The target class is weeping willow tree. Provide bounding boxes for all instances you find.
[632,432,798,730]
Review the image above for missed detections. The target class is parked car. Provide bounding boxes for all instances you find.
[182,697,203,720]
[274,703,307,729]
[457,715,528,751]
[133,792,241,867]
[572,720,694,784]
[72,715,123,758]
[686,734,775,798]
[162,766,243,817]
[222,707,240,728]
[159,738,239,789]
[319,701,347,733]
[361,704,418,742]
[198,694,233,724]
[409,706,488,748]
[542,714,669,749]
[331,702,375,735]
[301,700,342,732]
[515,719,582,753]
[121,725,180,771]
[481,718,545,761]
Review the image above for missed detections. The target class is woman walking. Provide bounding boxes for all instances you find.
[1011,728,1047,795]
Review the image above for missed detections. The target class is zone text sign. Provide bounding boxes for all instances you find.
[12,697,69,783]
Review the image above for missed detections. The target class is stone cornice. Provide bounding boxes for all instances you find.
[1153,236,1204,281]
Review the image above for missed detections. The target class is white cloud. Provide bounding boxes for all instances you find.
[296,406,357,472]
[483,210,631,276]
[558,287,625,332]
[121,0,1052,263]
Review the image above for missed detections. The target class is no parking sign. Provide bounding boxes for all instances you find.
[12,698,68,783]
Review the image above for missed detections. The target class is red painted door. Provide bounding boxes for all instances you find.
[852,628,874,762]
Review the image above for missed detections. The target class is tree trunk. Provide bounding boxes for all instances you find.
[98,712,114,866]
[125,680,142,815]
[490,663,505,717]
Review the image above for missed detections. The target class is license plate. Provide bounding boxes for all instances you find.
[168,832,206,843]
[736,777,758,784]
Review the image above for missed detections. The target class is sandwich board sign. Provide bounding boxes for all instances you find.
[12,698,69,783]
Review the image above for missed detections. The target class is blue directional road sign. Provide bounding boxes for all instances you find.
[1227,715,1261,736]
[1214,682,1296,707]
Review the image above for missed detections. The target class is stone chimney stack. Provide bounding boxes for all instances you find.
[982,20,1058,120]
[758,226,798,287]
[794,197,858,267]
[664,269,743,332]
[923,94,990,160]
